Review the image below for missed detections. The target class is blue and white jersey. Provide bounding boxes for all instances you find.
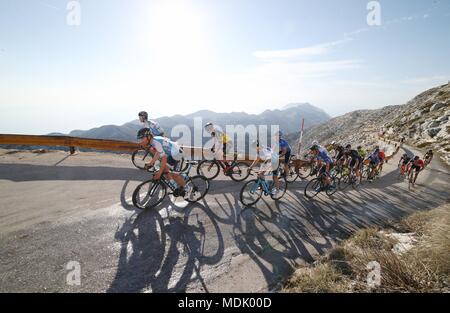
[317,146,333,164]
[279,138,291,153]
[258,146,279,171]
[151,136,183,161]
[368,150,380,163]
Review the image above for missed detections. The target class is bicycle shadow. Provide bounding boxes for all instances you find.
[107,202,224,293]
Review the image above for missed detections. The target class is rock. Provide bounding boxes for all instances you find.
[427,120,441,128]
[430,102,447,112]
[427,128,442,138]
[437,115,449,123]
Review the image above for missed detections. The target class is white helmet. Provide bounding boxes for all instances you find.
[204,122,214,133]
[312,140,319,146]
[251,140,260,149]
[331,141,336,145]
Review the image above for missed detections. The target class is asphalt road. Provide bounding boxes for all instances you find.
[0,146,448,292]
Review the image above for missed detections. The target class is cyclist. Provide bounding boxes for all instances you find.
[378,148,386,174]
[137,128,187,194]
[331,141,345,161]
[310,144,335,191]
[408,156,425,186]
[366,147,381,180]
[424,149,434,166]
[357,145,367,159]
[249,140,281,196]
[276,131,292,177]
[204,123,233,162]
[343,144,361,183]
[398,153,412,174]
[138,111,165,136]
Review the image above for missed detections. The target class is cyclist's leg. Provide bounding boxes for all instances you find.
[167,158,186,187]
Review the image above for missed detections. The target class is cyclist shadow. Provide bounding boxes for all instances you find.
[107,202,224,293]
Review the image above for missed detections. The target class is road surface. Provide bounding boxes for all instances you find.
[0,146,448,292]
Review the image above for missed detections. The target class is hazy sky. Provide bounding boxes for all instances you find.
[1,0,449,134]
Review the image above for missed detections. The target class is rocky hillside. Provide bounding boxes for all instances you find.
[290,83,449,165]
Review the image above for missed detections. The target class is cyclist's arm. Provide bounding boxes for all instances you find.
[154,155,168,180]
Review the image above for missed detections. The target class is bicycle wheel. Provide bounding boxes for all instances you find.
[184,175,210,203]
[284,164,299,183]
[240,180,263,206]
[229,162,251,182]
[338,175,350,191]
[271,176,287,200]
[296,163,311,179]
[304,178,321,199]
[326,176,339,196]
[132,179,167,210]
[196,160,220,180]
[131,149,153,170]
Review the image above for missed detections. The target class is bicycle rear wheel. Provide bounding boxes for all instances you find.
[326,176,339,196]
[297,163,312,179]
[271,176,287,200]
[284,164,299,183]
[229,162,251,182]
[196,160,220,180]
[132,179,167,209]
[240,180,263,206]
[184,175,210,202]
[304,178,321,199]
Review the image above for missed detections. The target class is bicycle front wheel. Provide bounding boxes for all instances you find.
[271,176,287,200]
[132,180,167,210]
[229,162,251,182]
[196,160,220,180]
[240,180,263,206]
[304,178,321,199]
[184,175,210,203]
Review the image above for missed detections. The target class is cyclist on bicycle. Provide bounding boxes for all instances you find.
[424,149,434,166]
[310,144,334,191]
[331,141,345,161]
[249,140,281,196]
[276,131,292,177]
[366,147,381,180]
[343,144,361,182]
[204,123,233,162]
[137,128,187,193]
[357,145,367,159]
[408,156,425,186]
[138,111,165,136]
[398,153,411,169]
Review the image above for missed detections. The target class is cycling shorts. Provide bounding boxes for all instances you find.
[410,164,422,172]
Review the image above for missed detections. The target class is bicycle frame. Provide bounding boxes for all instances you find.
[249,177,273,196]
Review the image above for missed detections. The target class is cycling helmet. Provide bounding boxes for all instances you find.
[138,111,148,120]
[345,144,351,149]
[251,140,260,149]
[204,122,214,132]
[357,145,362,150]
[403,153,408,157]
[414,156,419,160]
[331,141,336,146]
[137,128,151,140]
[312,140,319,146]
[428,149,433,153]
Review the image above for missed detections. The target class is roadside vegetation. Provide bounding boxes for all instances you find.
[283,202,450,293]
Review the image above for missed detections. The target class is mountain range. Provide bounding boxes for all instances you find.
[56,103,330,142]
